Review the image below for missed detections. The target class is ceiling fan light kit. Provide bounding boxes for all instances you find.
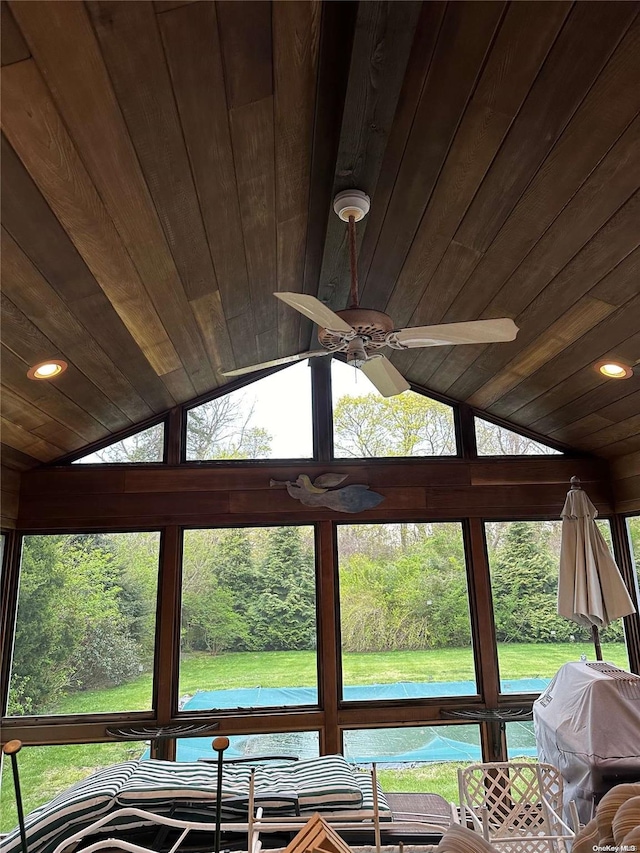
[221,190,519,397]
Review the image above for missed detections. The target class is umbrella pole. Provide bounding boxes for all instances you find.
[592,625,603,661]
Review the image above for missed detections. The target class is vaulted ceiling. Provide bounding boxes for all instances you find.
[1,0,639,471]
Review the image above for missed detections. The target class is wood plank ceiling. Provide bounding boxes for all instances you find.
[1,0,639,471]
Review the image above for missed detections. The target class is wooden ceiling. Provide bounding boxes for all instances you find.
[1,0,639,471]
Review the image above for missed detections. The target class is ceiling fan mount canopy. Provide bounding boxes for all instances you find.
[317,307,394,351]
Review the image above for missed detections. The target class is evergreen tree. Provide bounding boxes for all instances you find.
[249,527,316,650]
[491,521,586,643]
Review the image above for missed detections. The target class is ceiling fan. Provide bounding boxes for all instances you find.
[222,190,519,397]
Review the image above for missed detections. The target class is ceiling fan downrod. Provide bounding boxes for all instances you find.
[333,189,370,310]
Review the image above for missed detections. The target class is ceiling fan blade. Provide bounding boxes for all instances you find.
[275,292,353,333]
[221,350,330,377]
[388,318,519,348]
[360,355,410,397]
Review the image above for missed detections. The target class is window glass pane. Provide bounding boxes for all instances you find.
[7,532,160,716]
[332,360,457,457]
[344,724,481,802]
[186,362,313,460]
[180,526,317,708]
[73,423,164,463]
[486,520,629,695]
[505,720,537,761]
[176,731,320,762]
[338,523,476,700]
[475,418,561,456]
[0,741,146,834]
[627,515,640,592]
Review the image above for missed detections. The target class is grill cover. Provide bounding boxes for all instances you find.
[533,661,640,825]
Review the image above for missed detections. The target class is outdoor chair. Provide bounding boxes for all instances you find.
[457,761,579,853]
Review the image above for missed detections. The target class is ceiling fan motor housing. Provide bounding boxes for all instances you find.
[317,308,394,351]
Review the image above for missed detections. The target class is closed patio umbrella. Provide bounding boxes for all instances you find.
[558,477,635,661]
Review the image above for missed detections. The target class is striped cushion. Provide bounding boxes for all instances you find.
[0,760,138,853]
[0,755,372,853]
[254,755,364,812]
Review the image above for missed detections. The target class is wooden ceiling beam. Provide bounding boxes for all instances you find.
[315,0,423,312]
[297,0,358,352]
[273,0,321,358]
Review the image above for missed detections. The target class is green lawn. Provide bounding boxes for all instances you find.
[0,642,628,833]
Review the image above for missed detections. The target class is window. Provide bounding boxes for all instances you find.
[337,522,476,700]
[475,417,561,456]
[331,360,457,457]
[343,724,481,802]
[485,520,629,695]
[627,515,640,592]
[505,720,537,761]
[0,741,146,835]
[176,731,320,762]
[186,362,313,460]
[72,423,164,463]
[7,532,160,716]
[179,526,318,709]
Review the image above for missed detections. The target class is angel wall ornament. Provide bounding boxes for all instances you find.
[269,473,384,513]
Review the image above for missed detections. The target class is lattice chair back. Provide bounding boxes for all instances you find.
[457,762,576,853]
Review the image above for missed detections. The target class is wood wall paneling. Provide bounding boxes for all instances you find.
[611,450,640,512]
[406,6,640,394]
[157,1,251,329]
[1,0,28,65]
[1,342,110,445]
[2,228,156,425]
[483,293,640,423]
[0,57,186,382]
[384,1,572,330]
[8,0,215,395]
[86,0,234,379]
[1,140,177,416]
[16,457,612,531]
[0,464,20,528]
[360,0,507,313]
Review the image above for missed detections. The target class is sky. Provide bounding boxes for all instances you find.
[236,358,378,458]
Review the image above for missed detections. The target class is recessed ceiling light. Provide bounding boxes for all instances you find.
[594,360,633,379]
[27,359,68,380]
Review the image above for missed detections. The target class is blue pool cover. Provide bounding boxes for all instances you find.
[183,679,548,710]
[162,680,547,764]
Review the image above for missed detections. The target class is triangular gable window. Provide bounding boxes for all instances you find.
[475,417,562,456]
[331,359,457,458]
[72,422,165,464]
[186,361,313,460]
